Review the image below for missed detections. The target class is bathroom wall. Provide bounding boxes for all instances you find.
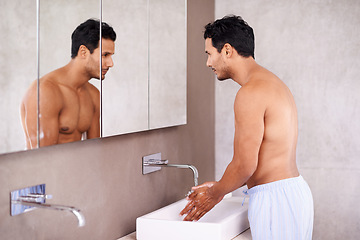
[0,0,215,239]
[215,1,360,239]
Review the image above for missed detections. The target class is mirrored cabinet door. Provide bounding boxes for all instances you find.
[102,0,149,137]
[39,0,100,78]
[0,0,187,156]
[38,0,100,147]
[148,0,187,130]
[0,1,37,154]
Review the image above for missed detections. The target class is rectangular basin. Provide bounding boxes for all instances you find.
[136,195,249,240]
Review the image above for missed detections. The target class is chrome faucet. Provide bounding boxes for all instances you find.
[11,184,85,227]
[142,153,199,187]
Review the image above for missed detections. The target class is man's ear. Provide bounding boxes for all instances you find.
[223,43,233,58]
[78,45,89,58]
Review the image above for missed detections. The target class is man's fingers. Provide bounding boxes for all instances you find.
[191,181,215,191]
[192,206,206,221]
[183,206,198,221]
[191,184,207,191]
[196,210,208,221]
[180,201,194,215]
[186,190,197,200]
[180,182,218,221]
[182,202,209,222]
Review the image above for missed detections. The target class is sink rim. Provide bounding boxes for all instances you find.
[136,196,250,240]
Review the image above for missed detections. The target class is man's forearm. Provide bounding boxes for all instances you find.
[211,160,253,198]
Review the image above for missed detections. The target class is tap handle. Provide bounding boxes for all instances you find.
[18,193,53,203]
[144,159,169,165]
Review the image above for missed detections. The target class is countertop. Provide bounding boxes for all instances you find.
[118,228,252,240]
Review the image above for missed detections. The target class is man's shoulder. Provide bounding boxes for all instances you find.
[40,66,67,85]
[22,76,58,100]
[236,78,268,101]
[39,78,60,92]
[84,82,100,96]
[238,69,283,97]
[37,75,65,104]
[234,73,279,113]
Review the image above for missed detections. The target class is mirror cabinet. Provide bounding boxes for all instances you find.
[0,0,186,155]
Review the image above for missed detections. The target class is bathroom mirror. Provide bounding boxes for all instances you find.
[0,1,37,154]
[39,0,100,81]
[102,0,187,136]
[37,0,100,146]
[0,0,187,155]
[148,0,187,129]
[102,0,149,136]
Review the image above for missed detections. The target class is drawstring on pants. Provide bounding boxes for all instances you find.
[242,190,248,206]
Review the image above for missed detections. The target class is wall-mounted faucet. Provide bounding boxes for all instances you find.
[10,184,85,227]
[142,153,199,187]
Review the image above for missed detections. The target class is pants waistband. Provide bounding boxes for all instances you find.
[247,175,304,195]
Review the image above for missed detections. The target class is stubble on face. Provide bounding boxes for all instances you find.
[86,39,115,81]
[205,38,231,81]
[100,39,115,80]
[85,48,101,80]
[215,63,232,81]
[210,55,232,81]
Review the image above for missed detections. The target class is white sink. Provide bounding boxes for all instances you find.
[136,195,249,240]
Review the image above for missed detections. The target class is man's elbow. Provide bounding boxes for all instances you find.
[243,164,257,179]
[232,156,257,178]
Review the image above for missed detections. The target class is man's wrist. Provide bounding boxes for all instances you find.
[209,181,225,200]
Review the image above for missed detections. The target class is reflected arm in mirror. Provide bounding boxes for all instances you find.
[20,80,40,149]
[20,78,62,149]
[37,79,63,147]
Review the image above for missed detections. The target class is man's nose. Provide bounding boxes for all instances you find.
[107,57,114,68]
[206,59,211,68]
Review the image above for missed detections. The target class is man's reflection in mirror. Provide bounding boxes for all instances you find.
[20,19,116,149]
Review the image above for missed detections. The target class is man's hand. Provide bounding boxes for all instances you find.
[180,182,224,221]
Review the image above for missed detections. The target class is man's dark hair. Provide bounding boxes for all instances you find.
[204,15,255,59]
[71,18,117,58]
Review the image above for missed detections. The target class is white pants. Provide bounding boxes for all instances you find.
[247,176,314,240]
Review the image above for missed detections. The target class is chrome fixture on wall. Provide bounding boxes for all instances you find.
[10,184,85,227]
[142,153,199,187]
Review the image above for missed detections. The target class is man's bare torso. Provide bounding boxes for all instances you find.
[55,79,97,142]
[21,67,100,148]
[239,68,299,189]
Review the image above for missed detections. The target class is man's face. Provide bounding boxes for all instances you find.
[205,38,231,81]
[87,38,115,80]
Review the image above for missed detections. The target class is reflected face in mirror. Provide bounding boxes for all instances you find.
[85,38,115,80]
[20,19,116,149]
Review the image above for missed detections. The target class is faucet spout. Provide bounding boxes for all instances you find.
[12,200,85,227]
[10,184,85,227]
[142,153,199,189]
[165,164,199,186]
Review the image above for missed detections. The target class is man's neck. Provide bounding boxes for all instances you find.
[231,57,259,86]
[61,60,92,90]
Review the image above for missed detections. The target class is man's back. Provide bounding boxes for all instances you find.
[237,66,299,188]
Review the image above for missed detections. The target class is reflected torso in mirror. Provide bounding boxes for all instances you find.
[20,19,116,149]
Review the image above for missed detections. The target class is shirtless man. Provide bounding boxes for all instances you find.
[20,19,116,149]
[180,15,314,239]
